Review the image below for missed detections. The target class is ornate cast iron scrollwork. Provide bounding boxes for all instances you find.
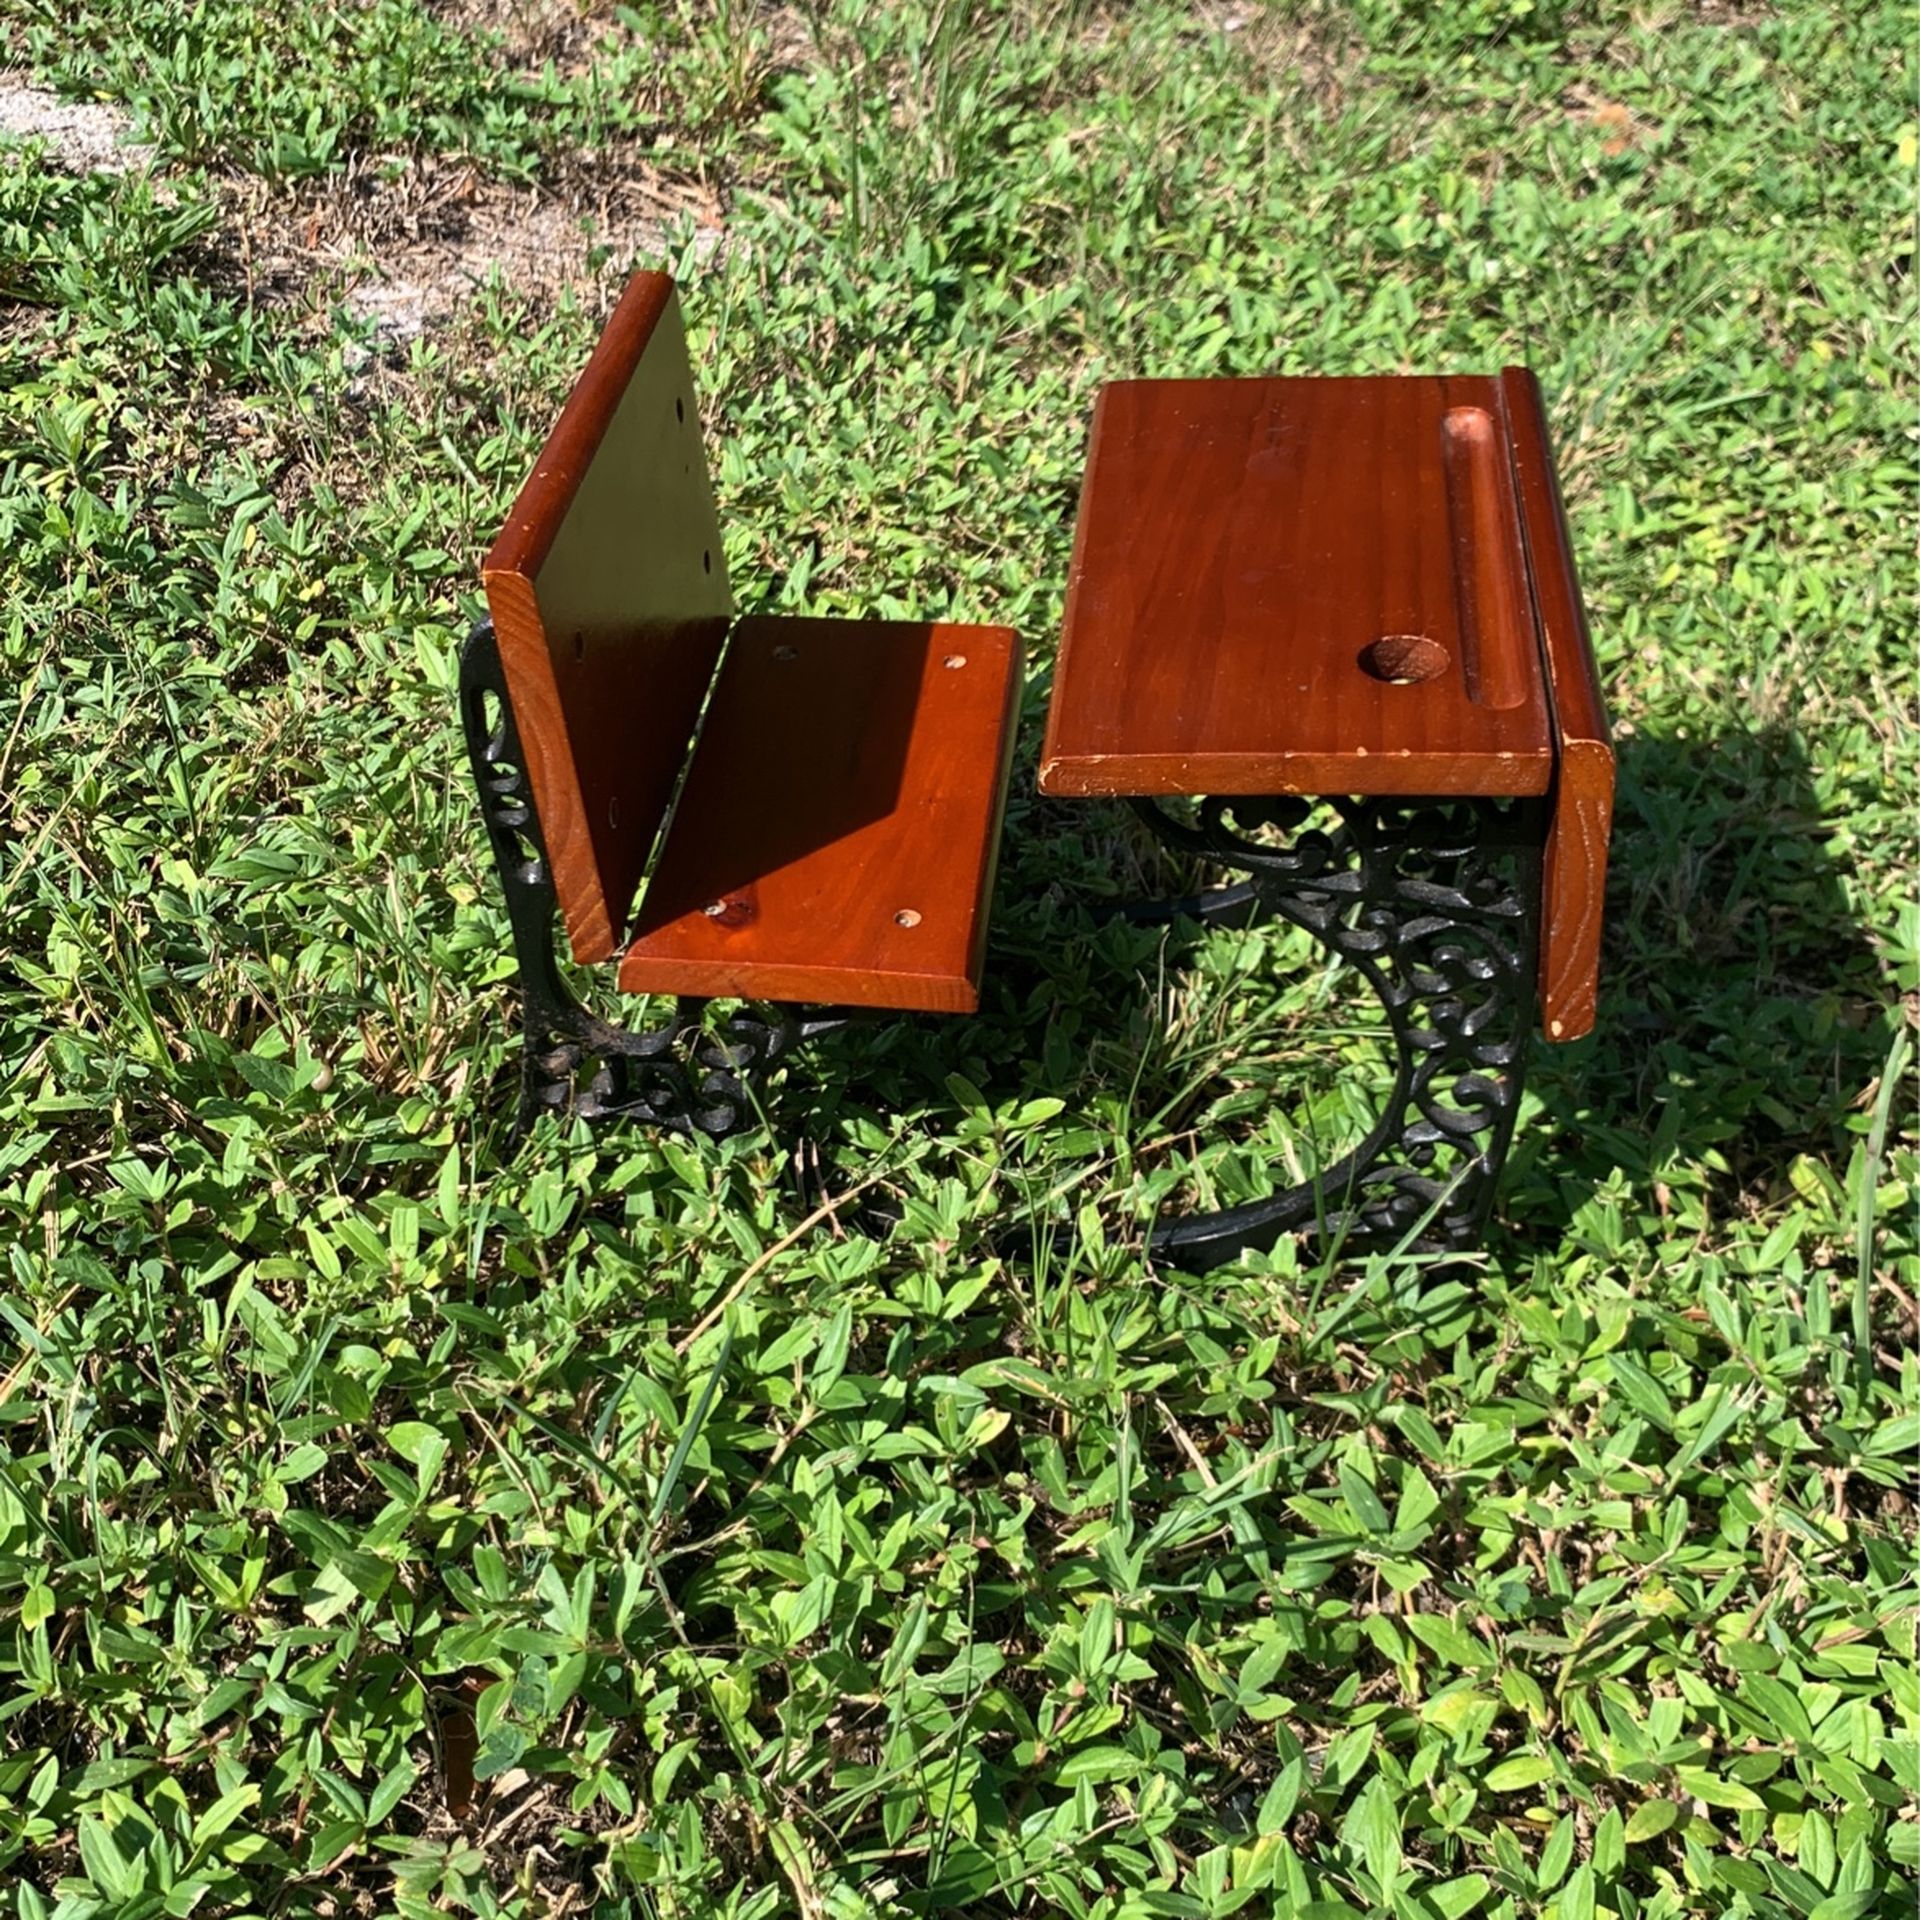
[1126,792,1546,1268]
[459,620,845,1144]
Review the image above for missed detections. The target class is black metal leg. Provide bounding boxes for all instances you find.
[1113,879,1262,931]
[458,619,851,1144]
[1125,794,1545,1268]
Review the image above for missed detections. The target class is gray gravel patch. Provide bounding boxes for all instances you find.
[0,79,153,173]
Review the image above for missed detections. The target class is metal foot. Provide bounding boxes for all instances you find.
[1126,794,1544,1268]
[459,619,852,1144]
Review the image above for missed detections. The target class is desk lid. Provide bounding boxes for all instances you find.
[1039,368,1613,1040]
[1039,373,1555,799]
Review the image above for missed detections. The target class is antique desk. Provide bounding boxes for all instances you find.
[1039,370,1613,1268]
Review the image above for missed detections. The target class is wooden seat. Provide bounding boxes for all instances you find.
[479,272,1022,1016]
[620,614,1020,1011]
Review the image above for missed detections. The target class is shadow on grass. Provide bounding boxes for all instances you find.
[843,716,1893,1269]
[1502,720,1892,1254]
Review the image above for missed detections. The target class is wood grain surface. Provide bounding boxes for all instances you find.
[620,617,1023,1011]
[482,271,732,963]
[1037,375,1556,799]
[1500,366,1615,1042]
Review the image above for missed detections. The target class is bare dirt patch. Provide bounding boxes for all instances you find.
[424,0,606,79]
[1192,2,1360,108]
[223,148,725,346]
[0,78,153,173]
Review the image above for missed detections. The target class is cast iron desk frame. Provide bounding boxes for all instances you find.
[1102,789,1545,1270]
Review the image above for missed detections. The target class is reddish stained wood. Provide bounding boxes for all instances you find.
[1440,404,1533,711]
[1037,375,1556,800]
[619,616,1023,1011]
[1500,367,1615,1042]
[482,271,732,963]
[440,1672,487,1818]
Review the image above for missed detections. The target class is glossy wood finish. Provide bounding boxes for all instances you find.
[483,272,732,964]
[1501,367,1614,1041]
[1038,376,1556,799]
[1041,368,1613,1044]
[619,616,1023,1011]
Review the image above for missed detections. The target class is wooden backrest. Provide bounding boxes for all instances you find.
[482,272,733,963]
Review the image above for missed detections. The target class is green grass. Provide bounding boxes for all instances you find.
[1,1,1915,1915]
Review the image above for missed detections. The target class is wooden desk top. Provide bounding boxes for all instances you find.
[1039,369,1614,1041]
[1038,374,1557,799]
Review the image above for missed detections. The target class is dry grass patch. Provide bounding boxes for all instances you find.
[215,148,723,346]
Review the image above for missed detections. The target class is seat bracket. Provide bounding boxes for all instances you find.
[1123,792,1546,1268]
[459,620,852,1144]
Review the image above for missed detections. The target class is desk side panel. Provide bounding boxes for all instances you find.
[1500,367,1614,1041]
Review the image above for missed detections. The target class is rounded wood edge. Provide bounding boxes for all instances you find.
[1497,367,1616,1042]
[479,565,617,965]
[726,613,1020,651]
[966,619,1026,1003]
[1496,366,1611,753]
[616,952,981,1014]
[1039,387,1116,786]
[1036,748,1555,800]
